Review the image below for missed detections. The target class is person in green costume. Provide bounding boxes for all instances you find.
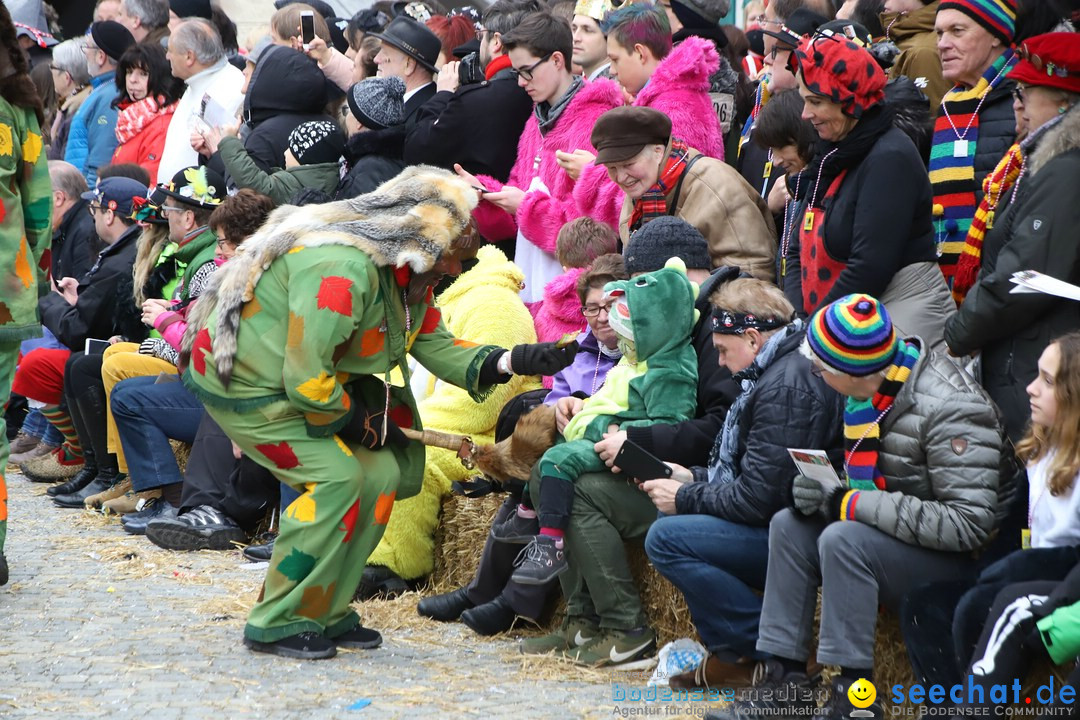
[0,1,53,586]
[508,257,700,586]
[182,165,577,659]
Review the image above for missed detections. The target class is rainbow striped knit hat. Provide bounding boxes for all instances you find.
[938,0,1016,45]
[807,294,899,377]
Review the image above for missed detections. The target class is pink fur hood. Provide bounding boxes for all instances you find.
[472,79,625,252]
[533,267,588,344]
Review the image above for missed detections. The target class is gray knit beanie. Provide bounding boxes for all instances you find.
[624,217,711,274]
[347,77,406,130]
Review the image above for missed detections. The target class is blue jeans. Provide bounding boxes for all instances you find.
[112,376,204,491]
[645,514,770,659]
[19,327,64,445]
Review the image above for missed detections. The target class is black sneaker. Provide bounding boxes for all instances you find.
[417,587,474,622]
[511,535,567,586]
[243,631,336,660]
[243,537,275,562]
[145,505,248,551]
[823,676,884,720]
[489,510,539,543]
[120,498,178,535]
[706,660,819,720]
[330,625,383,649]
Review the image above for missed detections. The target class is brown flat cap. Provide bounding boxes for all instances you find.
[590,107,673,165]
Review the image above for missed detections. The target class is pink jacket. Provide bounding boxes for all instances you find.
[473,79,624,251]
[320,48,353,93]
[574,36,723,230]
[531,267,588,387]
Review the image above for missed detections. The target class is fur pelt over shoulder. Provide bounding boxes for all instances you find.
[472,404,558,485]
[182,165,479,384]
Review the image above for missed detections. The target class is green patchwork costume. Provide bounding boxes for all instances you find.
[0,99,52,558]
[184,167,502,643]
[535,259,700,530]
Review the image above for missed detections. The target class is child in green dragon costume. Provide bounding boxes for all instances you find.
[511,257,700,585]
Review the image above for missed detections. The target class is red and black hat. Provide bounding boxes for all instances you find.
[794,33,887,119]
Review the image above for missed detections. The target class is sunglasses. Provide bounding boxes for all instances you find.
[511,52,553,82]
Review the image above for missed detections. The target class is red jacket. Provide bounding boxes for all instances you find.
[112,96,176,182]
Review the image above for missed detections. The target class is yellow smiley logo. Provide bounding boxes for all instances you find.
[848,678,876,709]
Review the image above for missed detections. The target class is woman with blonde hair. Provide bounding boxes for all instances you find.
[903,331,1080,687]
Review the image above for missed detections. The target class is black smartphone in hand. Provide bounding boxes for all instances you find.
[614,440,673,481]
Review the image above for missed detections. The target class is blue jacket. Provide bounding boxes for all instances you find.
[64,71,120,186]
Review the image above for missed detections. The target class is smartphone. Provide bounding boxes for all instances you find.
[300,10,316,48]
[85,338,110,355]
[613,440,673,481]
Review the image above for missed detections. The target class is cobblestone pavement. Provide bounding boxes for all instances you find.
[0,474,719,720]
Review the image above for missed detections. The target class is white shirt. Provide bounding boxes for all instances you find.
[1028,452,1080,549]
[157,59,245,184]
[403,82,435,106]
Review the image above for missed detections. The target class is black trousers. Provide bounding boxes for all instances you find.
[64,351,115,472]
[903,546,1080,687]
[179,413,278,531]
[465,493,560,622]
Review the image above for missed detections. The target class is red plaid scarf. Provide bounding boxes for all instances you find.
[629,139,691,233]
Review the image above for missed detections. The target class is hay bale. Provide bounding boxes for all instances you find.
[430,493,504,593]
[169,440,191,474]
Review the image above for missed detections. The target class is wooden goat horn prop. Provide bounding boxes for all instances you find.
[399,427,478,469]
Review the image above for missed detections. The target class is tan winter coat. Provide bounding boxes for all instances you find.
[883,1,950,112]
[618,147,778,281]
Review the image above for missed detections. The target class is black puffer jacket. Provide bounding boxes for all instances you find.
[675,324,844,526]
[624,266,741,467]
[215,46,332,177]
[969,80,1017,200]
[334,125,408,201]
[945,105,1080,442]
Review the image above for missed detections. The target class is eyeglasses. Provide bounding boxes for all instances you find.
[581,304,610,318]
[216,238,236,249]
[475,27,486,41]
[87,203,103,216]
[809,363,825,378]
[160,204,188,216]
[511,52,553,82]
[1012,85,1026,103]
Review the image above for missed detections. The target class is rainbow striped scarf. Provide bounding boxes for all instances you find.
[952,142,1024,305]
[929,49,1016,291]
[842,339,921,516]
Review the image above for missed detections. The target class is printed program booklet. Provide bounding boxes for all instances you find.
[787,449,843,489]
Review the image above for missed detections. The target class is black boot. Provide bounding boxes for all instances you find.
[461,596,516,636]
[53,467,122,508]
[46,463,97,497]
[356,565,409,600]
[417,587,474,622]
[0,550,8,586]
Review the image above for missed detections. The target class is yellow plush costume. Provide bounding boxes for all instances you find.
[366,246,541,580]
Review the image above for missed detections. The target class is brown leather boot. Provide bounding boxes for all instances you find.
[668,654,755,690]
[85,476,132,510]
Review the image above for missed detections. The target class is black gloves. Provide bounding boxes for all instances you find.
[339,400,409,451]
[510,341,579,376]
